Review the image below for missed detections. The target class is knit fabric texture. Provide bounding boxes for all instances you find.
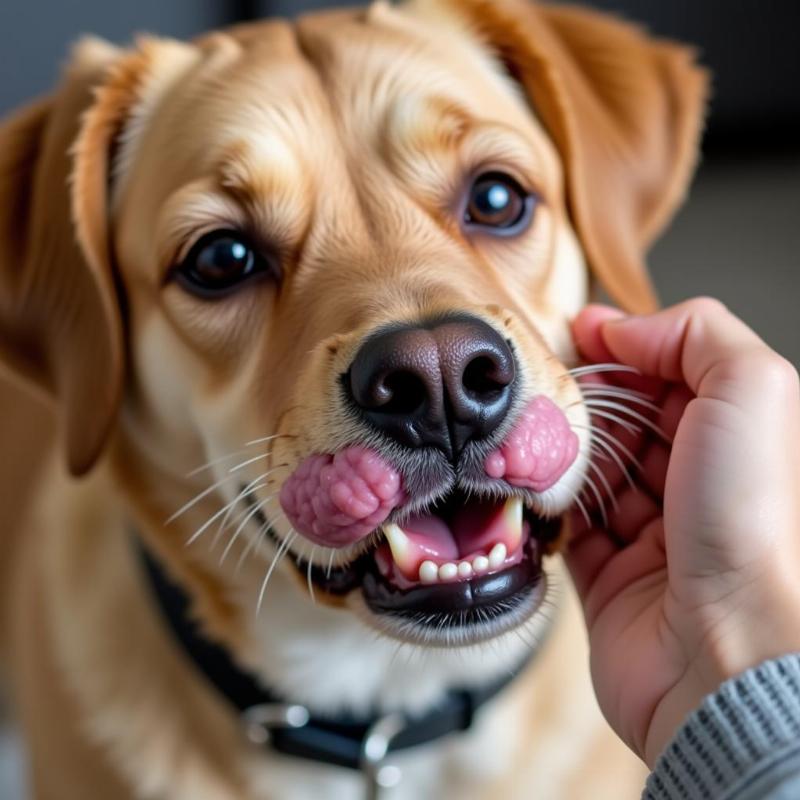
[643,654,800,799]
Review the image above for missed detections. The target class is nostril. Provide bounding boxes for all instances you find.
[373,370,429,415]
[347,315,516,455]
[462,355,510,399]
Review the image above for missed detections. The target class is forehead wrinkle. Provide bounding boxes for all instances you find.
[297,4,530,142]
[215,134,311,238]
[293,8,554,238]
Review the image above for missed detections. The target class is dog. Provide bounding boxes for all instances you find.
[0,0,707,797]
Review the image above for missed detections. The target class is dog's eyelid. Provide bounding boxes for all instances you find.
[460,170,539,236]
[165,228,280,299]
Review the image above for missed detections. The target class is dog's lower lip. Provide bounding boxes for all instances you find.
[360,538,543,619]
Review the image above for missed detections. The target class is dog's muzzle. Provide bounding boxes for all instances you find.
[277,313,579,642]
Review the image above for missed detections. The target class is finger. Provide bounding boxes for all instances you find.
[564,523,619,604]
[588,380,690,494]
[572,304,625,363]
[605,484,661,544]
[600,298,795,411]
[573,305,665,395]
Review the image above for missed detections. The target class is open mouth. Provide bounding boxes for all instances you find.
[249,486,561,643]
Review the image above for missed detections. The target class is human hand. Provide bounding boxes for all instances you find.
[566,298,800,767]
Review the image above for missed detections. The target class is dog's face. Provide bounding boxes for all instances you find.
[0,1,705,649]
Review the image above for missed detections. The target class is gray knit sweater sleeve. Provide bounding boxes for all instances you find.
[643,654,800,799]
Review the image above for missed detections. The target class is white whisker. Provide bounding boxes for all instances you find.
[185,467,276,548]
[568,364,641,378]
[581,391,662,417]
[326,549,335,579]
[235,523,265,574]
[185,492,247,547]
[585,408,641,436]
[585,399,668,441]
[307,546,317,604]
[186,447,260,478]
[582,474,609,528]
[210,473,271,550]
[587,460,619,513]
[228,452,271,473]
[219,489,276,565]
[589,443,612,463]
[575,423,644,472]
[183,473,269,547]
[570,491,592,528]
[166,472,239,525]
[246,433,289,447]
[257,531,297,614]
[589,436,637,490]
[578,382,652,401]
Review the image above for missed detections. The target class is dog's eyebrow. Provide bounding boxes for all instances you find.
[216,136,303,205]
[209,136,312,243]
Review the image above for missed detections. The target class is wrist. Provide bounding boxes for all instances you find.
[695,586,800,693]
[644,654,800,799]
[644,591,800,765]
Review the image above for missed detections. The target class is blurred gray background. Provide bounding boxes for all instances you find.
[1,0,798,796]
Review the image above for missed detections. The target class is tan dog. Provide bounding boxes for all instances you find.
[0,1,706,797]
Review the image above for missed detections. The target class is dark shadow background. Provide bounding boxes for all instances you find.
[0,2,798,795]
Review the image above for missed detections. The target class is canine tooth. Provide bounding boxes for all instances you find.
[457,561,473,578]
[419,561,439,584]
[383,523,413,571]
[438,562,458,581]
[489,542,507,568]
[504,497,524,549]
[473,555,489,574]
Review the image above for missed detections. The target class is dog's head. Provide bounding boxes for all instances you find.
[0,0,705,649]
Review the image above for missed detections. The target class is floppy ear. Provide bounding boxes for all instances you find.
[437,0,709,313]
[0,39,152,475]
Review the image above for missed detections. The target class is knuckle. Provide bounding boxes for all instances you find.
[761,354,800,395]
[685,296,728,318]
[740,351,800,396]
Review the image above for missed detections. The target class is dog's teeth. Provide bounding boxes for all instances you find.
[419,560,439,584]
[472,555,489,574]
[438,562,457,581]
[488,542,507,569]
[457,561,473,578]
[383,523,413,573]
[504,497,524,550]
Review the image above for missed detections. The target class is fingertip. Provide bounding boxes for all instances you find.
[572,305,627,362]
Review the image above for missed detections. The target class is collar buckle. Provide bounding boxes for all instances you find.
[243,703,311,746]
[360,711,406,800]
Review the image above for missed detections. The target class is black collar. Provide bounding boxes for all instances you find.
[138,542,537,773]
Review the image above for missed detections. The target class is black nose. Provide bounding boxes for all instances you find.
[347,315,516,457]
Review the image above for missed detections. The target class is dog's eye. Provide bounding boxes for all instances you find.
[465,173,534,233]
[174,231,272,298]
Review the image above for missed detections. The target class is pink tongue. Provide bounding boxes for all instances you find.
[401,515,459,562]
[402,501,510,563]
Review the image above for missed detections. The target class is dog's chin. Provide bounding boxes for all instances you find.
[257,488,562,648]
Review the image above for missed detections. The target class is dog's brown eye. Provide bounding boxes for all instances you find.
[465,172,534,234]
[174,231,272,298]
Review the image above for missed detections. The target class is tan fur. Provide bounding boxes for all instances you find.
[0,2,705,797]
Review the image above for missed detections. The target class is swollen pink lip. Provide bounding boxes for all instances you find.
[279,395,577,550]
[484,395,578,492]
[279,446,406,547]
